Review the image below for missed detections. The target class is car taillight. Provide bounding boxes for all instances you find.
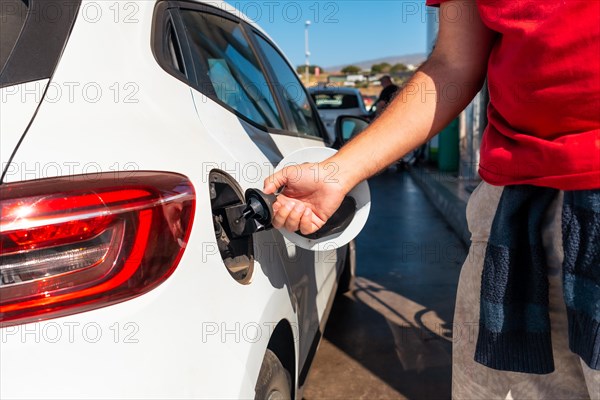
[0,172,195,326]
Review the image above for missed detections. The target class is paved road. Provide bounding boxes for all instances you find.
[303,171,468,400]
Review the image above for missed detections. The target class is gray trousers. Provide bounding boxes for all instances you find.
[452,182,599,400]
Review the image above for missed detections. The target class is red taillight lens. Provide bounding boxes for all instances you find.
[0,172,196,326]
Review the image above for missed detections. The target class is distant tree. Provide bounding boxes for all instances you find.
[390,63,408,73]
[341,65,362,74]
[296,65,324,75]
[371,62,391,74]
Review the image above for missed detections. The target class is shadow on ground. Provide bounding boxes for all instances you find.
[303,171,467,400]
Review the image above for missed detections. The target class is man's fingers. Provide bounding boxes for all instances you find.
[300,208,319,235]
[274,205,321,235]
[284,203,306,232]
[272,200,295,229]
[263,168,288,195]
[272,202,281,213]
[273,202,326,235]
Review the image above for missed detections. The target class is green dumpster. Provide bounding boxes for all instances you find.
[438,118,459,172]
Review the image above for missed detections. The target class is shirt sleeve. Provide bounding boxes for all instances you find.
[426,0,452,6]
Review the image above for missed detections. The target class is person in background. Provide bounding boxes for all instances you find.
[264,0,600,398]
[374,75,399,116]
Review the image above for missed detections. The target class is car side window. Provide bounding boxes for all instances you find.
[179,10,283,130]
[166,20,186,76]
[253,34,321,139]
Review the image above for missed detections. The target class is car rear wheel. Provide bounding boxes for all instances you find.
[254,349,292,400]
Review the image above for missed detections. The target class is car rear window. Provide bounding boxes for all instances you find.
[0,0,28,75]
[0,0,81,88]
[311,92,360,110]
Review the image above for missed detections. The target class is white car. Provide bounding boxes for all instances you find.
[309,87,369,144]
[0,1,364,399]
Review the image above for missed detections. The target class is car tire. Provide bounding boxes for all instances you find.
[254,349,292,400]
[337,240,356,295]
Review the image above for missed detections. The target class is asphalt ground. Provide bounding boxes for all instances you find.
[304,170,468,400]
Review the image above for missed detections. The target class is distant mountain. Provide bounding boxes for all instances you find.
[326,53,427,73]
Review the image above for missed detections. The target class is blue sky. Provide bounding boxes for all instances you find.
[226,1,430,69]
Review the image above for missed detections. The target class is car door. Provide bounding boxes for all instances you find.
[245,27,345,383]
[164,3,341,383]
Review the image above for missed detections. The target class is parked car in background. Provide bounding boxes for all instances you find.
[309,87,369,144]
[0,1,362,399]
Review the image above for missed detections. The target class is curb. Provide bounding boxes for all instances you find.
[408,167,471,248]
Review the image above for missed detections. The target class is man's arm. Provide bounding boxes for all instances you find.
[265,0,496,234]
[332,1,495,189]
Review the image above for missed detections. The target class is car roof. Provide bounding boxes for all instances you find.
[308,87,362,95]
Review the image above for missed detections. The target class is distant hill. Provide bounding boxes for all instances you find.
[327,53,427,73]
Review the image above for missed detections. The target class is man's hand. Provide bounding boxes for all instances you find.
[263,162,350,235]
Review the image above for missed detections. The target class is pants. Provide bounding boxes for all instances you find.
[452,182,600,400]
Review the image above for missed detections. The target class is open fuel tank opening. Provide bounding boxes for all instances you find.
[209,170,255,284]
[209,147,371,267]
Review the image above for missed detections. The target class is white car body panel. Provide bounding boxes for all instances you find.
[0,79,48,172]
[0,1,347,398]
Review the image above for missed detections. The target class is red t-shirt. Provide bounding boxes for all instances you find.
[426,0,600,190]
